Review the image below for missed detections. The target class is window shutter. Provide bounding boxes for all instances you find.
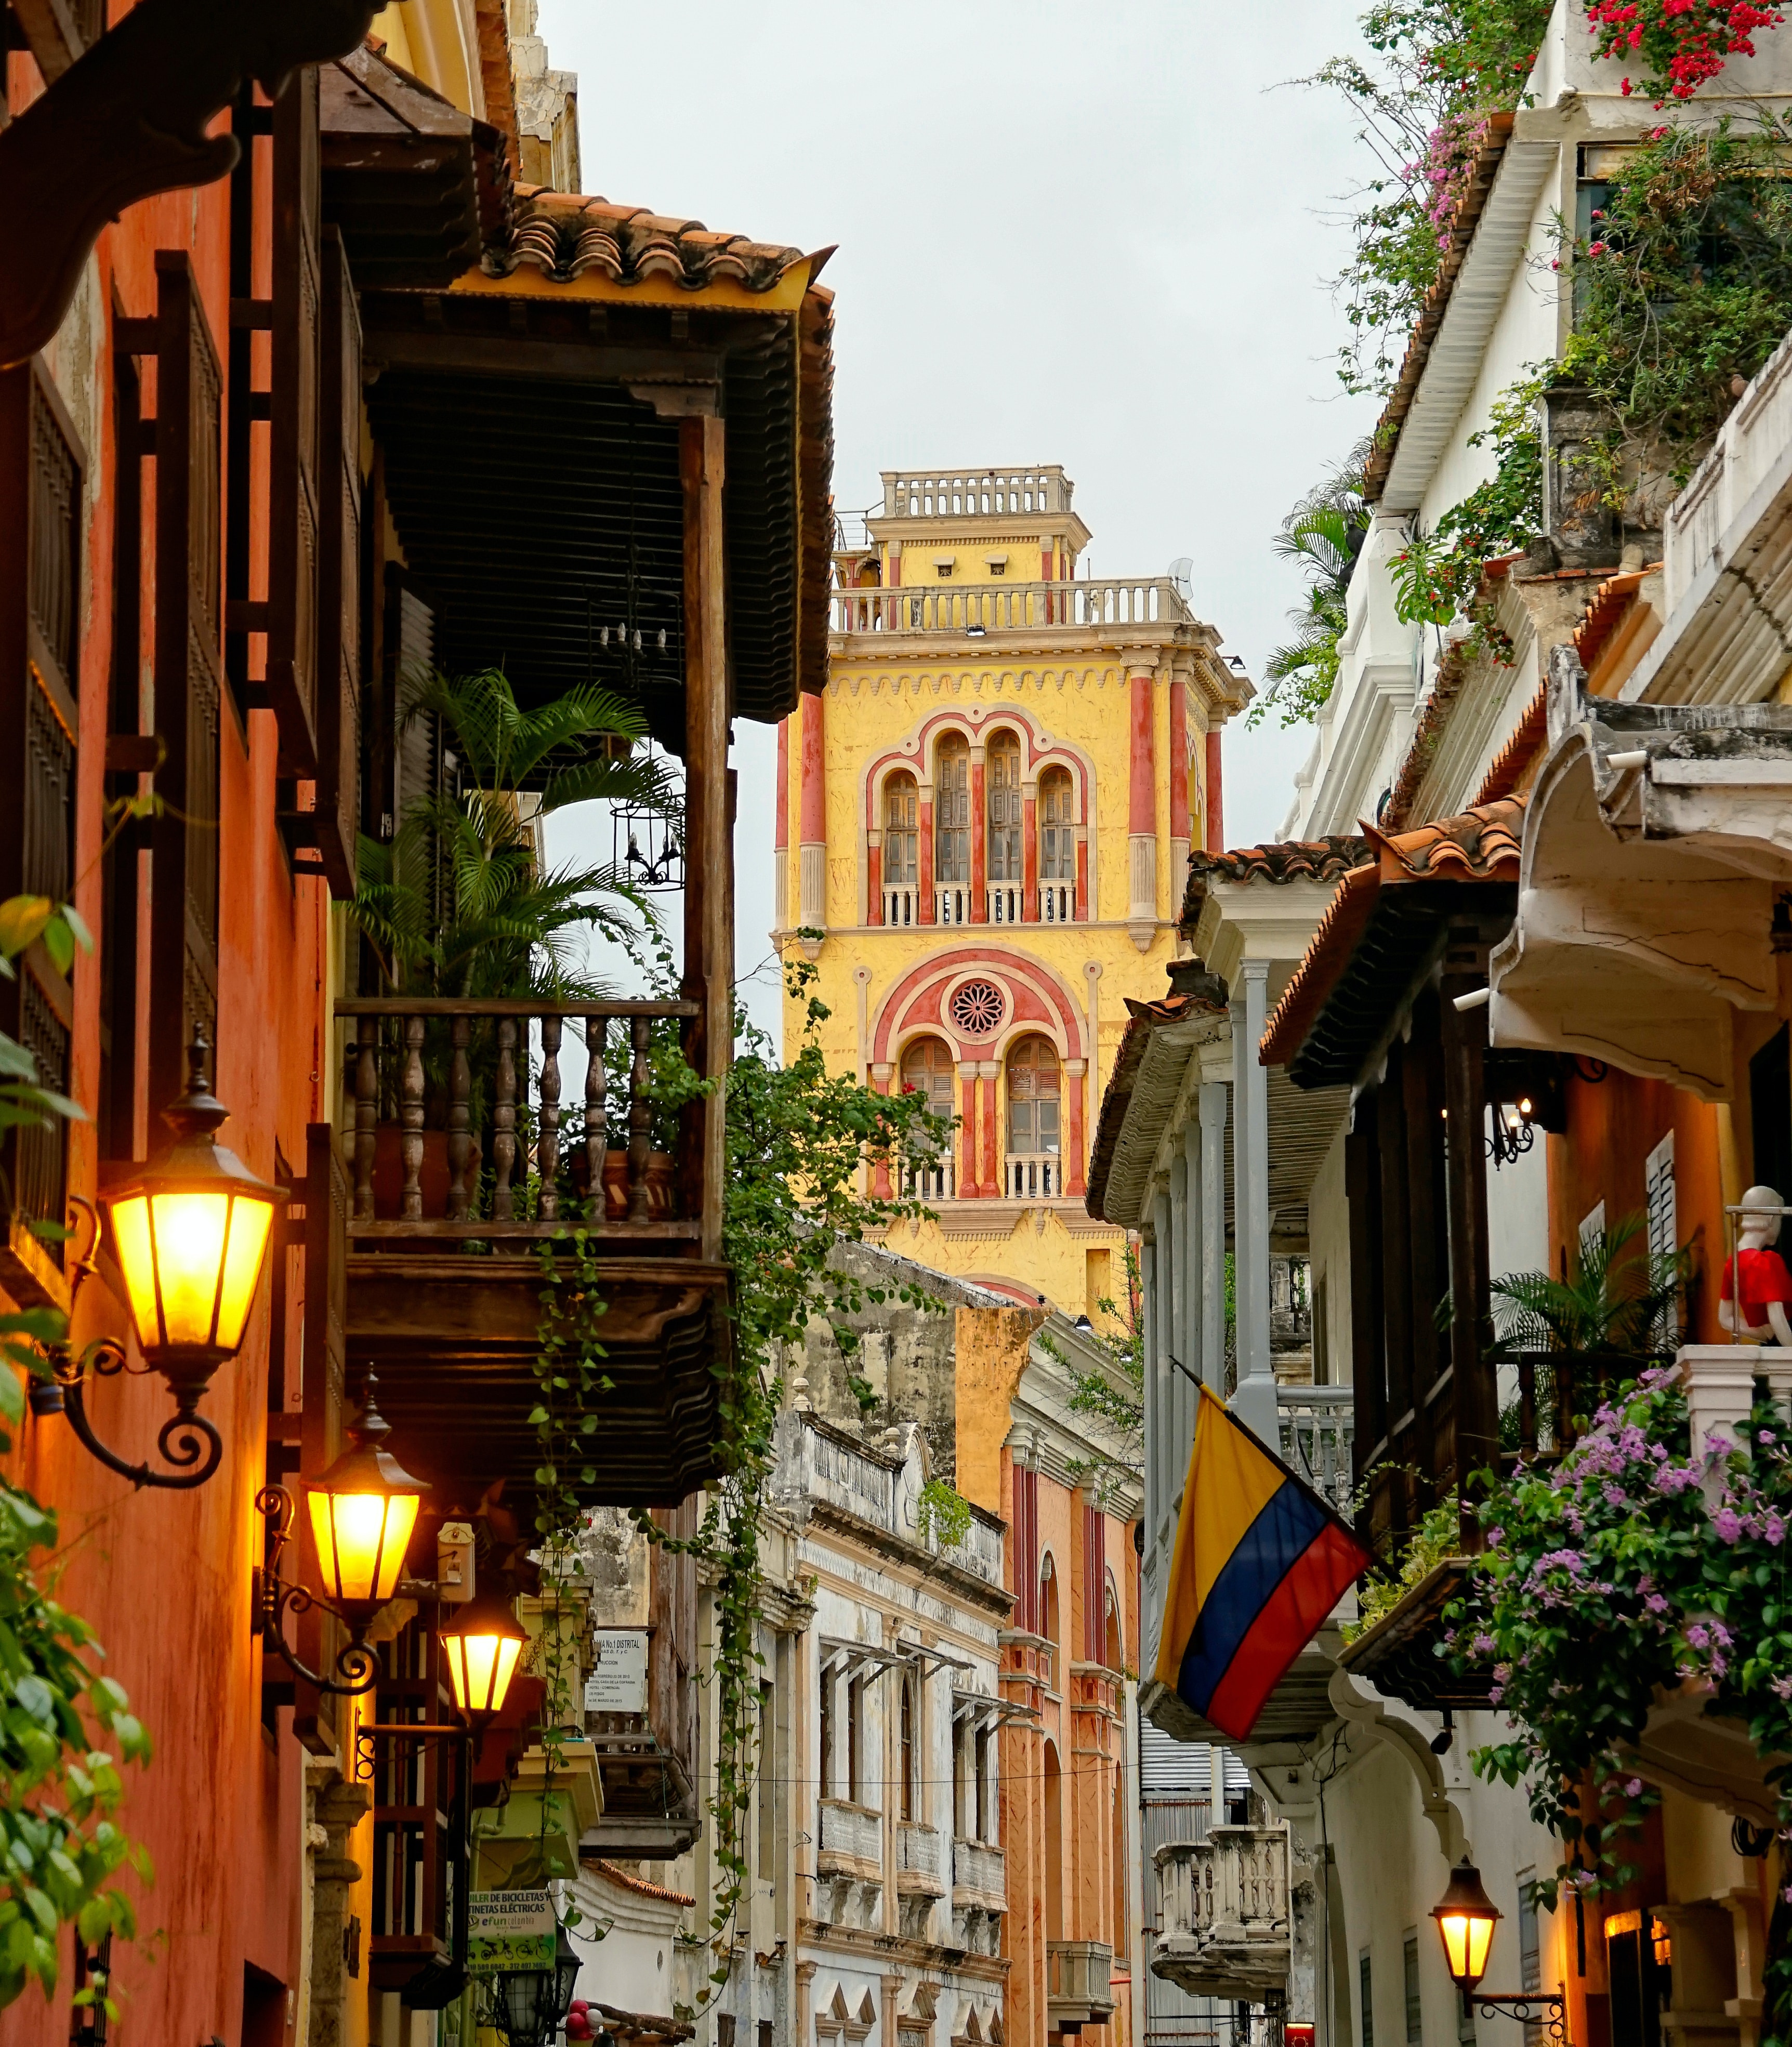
[385,571,442,939]
[309,224,363,896]
[0,353,83,1303]
[267,63,322,776]
[147,251,223,1117]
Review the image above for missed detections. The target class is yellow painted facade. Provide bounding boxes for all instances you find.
[776,466,1250,1316]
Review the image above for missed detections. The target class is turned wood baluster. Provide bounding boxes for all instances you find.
[446,1014,471,1220]
[627,1014,652,1222]
[400,1015,426,1220]
[493,1018,518,1222]
[538,1014,562,1221]
[585,1019,607,1222]
[353,1016,378,1222]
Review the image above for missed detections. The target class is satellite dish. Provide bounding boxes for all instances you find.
[1168,556,1194,597]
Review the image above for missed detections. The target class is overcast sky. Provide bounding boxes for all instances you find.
[540,0,1381,1038]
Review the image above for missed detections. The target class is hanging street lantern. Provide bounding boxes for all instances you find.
[487,1922,582,2047]
[255,1377,430,1695]
[439,1585,530,1723]
[1432,1859,1565,2042]
[33,1031,284,1489]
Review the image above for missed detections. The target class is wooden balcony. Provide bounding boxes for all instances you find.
[325,995,728,1518]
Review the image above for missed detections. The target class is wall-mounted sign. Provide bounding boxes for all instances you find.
[584,1629,649,1713]
[467,1888,557,1974]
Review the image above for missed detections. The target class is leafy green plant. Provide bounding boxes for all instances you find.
[1490,1212,1688,1359]
[1558,117,1792,489]
[1343,1491,1463,1639]
[528,939,950,2015]
[0,898,150,2014]
[1255,451,1372,727]
[1296,0,1555,394]
[915,1480,974,1554]
[352,667,673,998]
[1585,0,1786,105]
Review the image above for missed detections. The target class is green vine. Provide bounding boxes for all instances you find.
[0,899,150,2015]
[526,931,948,2009]
[915,1480,973,1554]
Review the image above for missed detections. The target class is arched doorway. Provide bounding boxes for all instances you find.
[1044,1739,1064,1943]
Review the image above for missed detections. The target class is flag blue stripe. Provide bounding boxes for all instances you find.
[1176,1478,1330,1714]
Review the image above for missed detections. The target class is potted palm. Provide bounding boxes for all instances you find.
[351,667,679,1221]
[1490,1212,1690,1457]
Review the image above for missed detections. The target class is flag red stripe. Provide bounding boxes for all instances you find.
[1202,1523,1368,1740]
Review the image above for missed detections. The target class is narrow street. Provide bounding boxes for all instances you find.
[1,7,1789,2047]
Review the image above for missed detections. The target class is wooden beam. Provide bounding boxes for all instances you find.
[681,413,731,1266]
[8,0,86,86]
[1441,946,1498,1553]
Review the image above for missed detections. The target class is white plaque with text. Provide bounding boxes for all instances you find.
[584,1629,649,1713]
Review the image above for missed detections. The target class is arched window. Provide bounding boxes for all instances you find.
[1006,1036,1062,1198]
[1040,1551,1060,1690]
[1104,1574,1123,1672]
[1039,768,1074,874]
[936,733,970,917]
[900,1673,916,1823]
[901,1037,957,1199]
[987,732,1022,918]
[1044,1741,1064,1942]
[883,772,918,925]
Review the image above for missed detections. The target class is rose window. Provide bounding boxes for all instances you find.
[950,980,1006,1037]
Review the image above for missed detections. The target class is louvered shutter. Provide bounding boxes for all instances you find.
[310,225,363,896]
[147,252,223,1117]
[385,573,442,939]
[267,63,322,775]
[0,354,83,1303]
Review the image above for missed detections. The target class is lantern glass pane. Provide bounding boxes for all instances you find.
[308,1487,420,1604]
[1439,1913,1472,1982]
[1468,1913,1495,1981]
[110,1195,160,1349]
[149,1191,232,1346]
[216,1195,273,1349]
[444,1629,523,1716]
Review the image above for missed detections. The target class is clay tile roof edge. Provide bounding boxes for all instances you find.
[1260,794,1527,1066]
[591,1859,696,1908]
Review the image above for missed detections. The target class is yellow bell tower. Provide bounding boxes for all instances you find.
[775,464,1250,1315]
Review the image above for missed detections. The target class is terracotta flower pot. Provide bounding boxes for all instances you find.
[370,1125,484,1220]
[601,1148,677,1221]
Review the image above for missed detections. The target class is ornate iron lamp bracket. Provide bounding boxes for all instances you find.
[252,1485,381,1697]
[1474,1993,1566,2045]
[27,1196,223,1490]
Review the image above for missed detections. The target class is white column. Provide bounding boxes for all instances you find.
[1154,1188,1176,1520]
[1232,961,1276,1444]
[1140,1234,1159,1542]
[1182,1120,1203,1460]
[1199,1082,1228,1392]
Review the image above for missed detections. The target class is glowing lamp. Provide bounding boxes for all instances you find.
[439,1586,529,1720]
[1433,1858,1502,1998]
[304,1378,429,1612]
[101,1033,282,1384]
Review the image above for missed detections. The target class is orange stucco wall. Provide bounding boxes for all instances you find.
[3,43,325,2047]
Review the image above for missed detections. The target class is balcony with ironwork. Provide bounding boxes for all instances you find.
[327,995,727,1523]
[1047,1940,1117,2035]
[1151,1828,1290,2003]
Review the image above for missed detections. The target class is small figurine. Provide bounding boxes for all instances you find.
[1719,1184,1792,1349]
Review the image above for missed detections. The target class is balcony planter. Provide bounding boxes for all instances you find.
[1335,1557,1493,1712]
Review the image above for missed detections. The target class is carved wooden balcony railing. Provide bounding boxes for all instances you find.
[328,995,727,1515]
[339,996,706,1247]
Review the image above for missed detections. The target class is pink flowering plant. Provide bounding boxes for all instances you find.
[1458,1369,1792,2029]
[1584,0,1786,104]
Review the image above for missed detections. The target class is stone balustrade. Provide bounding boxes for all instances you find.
[1152,1826,1290,2002]
[830,576,1192,639]
[1276,1385,1355,1519]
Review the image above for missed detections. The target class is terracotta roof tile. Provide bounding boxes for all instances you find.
[1180,833,1374,932]
[1086,987,1227,1220]
[1364,114,1516,504]
[591,1859,696,1908]
[496,189,818,293]
[1473,683,1547,805]
[1260,795,1526,1066]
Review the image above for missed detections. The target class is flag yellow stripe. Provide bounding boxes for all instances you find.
[1152,1386,1288,1691]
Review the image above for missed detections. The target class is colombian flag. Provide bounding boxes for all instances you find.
[1153,1385,1372,1741]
